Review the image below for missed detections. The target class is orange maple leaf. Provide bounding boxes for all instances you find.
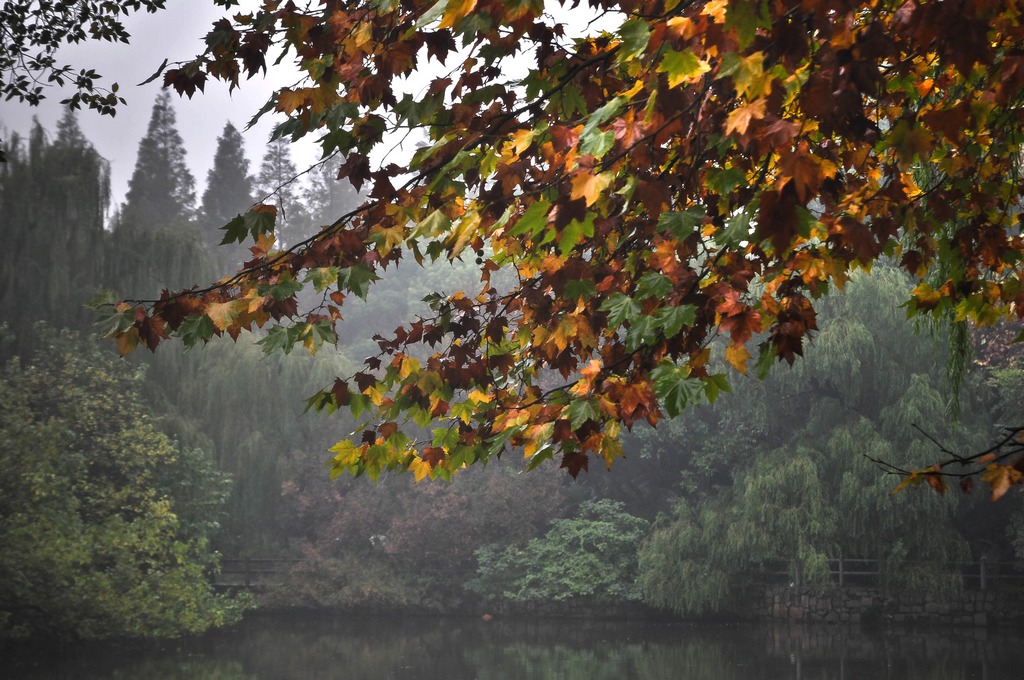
[570,171,612,207]
[725,98,767,136]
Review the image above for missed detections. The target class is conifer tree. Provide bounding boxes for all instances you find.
[110,91,207,298]
[255,135,304,248]
[120,90,195,230]
[200,121,254,269]
[301,155,359,234]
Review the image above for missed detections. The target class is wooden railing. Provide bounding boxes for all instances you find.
[214,556,1024,592]
[214,558,306,588]
[759,557,1024,591]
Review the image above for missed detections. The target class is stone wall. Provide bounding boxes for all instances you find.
[758,585,1024,627]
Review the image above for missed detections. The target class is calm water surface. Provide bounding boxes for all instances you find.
[7,612,1023,679]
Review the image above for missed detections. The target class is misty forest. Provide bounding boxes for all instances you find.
[2,92,1024,638]
[4,0,1024,676]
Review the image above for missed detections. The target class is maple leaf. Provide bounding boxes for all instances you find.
[657,49,711,88]
[724,343,751,374]
[612,111,646,148]
[724,98,766,136]
[720,310,762,346]
[570,171,612,207]
[205,300,244,332]
[701,0,729,22]
[777,146,822,203]
[437,0,478,30]
[559,450,589,478]
[104,0,1024,491]
[981,464,1023,502]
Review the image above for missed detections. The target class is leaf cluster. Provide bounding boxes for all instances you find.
[110,0,1024,488]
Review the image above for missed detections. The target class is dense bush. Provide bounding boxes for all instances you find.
[468,499,650,604]
[0,330,249,639]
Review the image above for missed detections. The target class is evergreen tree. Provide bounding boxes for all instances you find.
[200,121,254,270]
[120,91,196,230]
[110,91,207,299]
[301,155,359,232]
[255,135,305,248]
[0,111,109,346]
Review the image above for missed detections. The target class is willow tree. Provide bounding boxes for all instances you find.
[107,0,1024,491]
[638,268,976,615]
[0,110,109,344]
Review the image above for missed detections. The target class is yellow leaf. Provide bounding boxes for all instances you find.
[523,422,553,459]
[276,88,309,115]
[251,232,277,257]
[365,384,384,406]
[372,223,406,255]
[551,317,574,352]
[622,79,645,99]
[725,343,751,374]
[666,16,696,39]
[447,209,480,259]
[409,455,432,482]
[399,355,420,379]
[599,421,624,468]
[509,129,534,157]
[571,171,612,206]
[437,0,477,29]
[724,98,766,136]
[728,52,768,99]
[468,388,493,404]
[350,21,373,49]
[116,328,140,356]
[890,471,922,494]
[701,0,728,22]
[657,49,712,89]
[981,463,1022,501]
[205,300,243,331]
[329,439,363,467]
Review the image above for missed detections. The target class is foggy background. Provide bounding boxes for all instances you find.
[0,0,317,205]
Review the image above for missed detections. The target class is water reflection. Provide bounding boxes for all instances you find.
[9,613,1022,679]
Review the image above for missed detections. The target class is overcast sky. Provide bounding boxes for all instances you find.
[0,0,618,215]
[0,0,318,209]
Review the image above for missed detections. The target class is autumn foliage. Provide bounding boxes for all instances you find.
[103,0,1024,489]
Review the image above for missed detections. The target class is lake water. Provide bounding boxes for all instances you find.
[7,612,1024,679]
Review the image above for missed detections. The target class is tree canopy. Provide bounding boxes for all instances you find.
[105,0,1024,489]
[0,329,246,639]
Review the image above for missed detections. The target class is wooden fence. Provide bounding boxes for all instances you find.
[760,557,1024,591]
[214,558,305,588]
[214,556,1024,591]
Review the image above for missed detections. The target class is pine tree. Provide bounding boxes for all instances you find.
[200,121,254,270]
[301,155,359,233]
[120,90,196,230]
[255,135,305,248]
[110,91,208,298]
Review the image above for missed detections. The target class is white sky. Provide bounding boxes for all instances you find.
[0,0,318,210]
